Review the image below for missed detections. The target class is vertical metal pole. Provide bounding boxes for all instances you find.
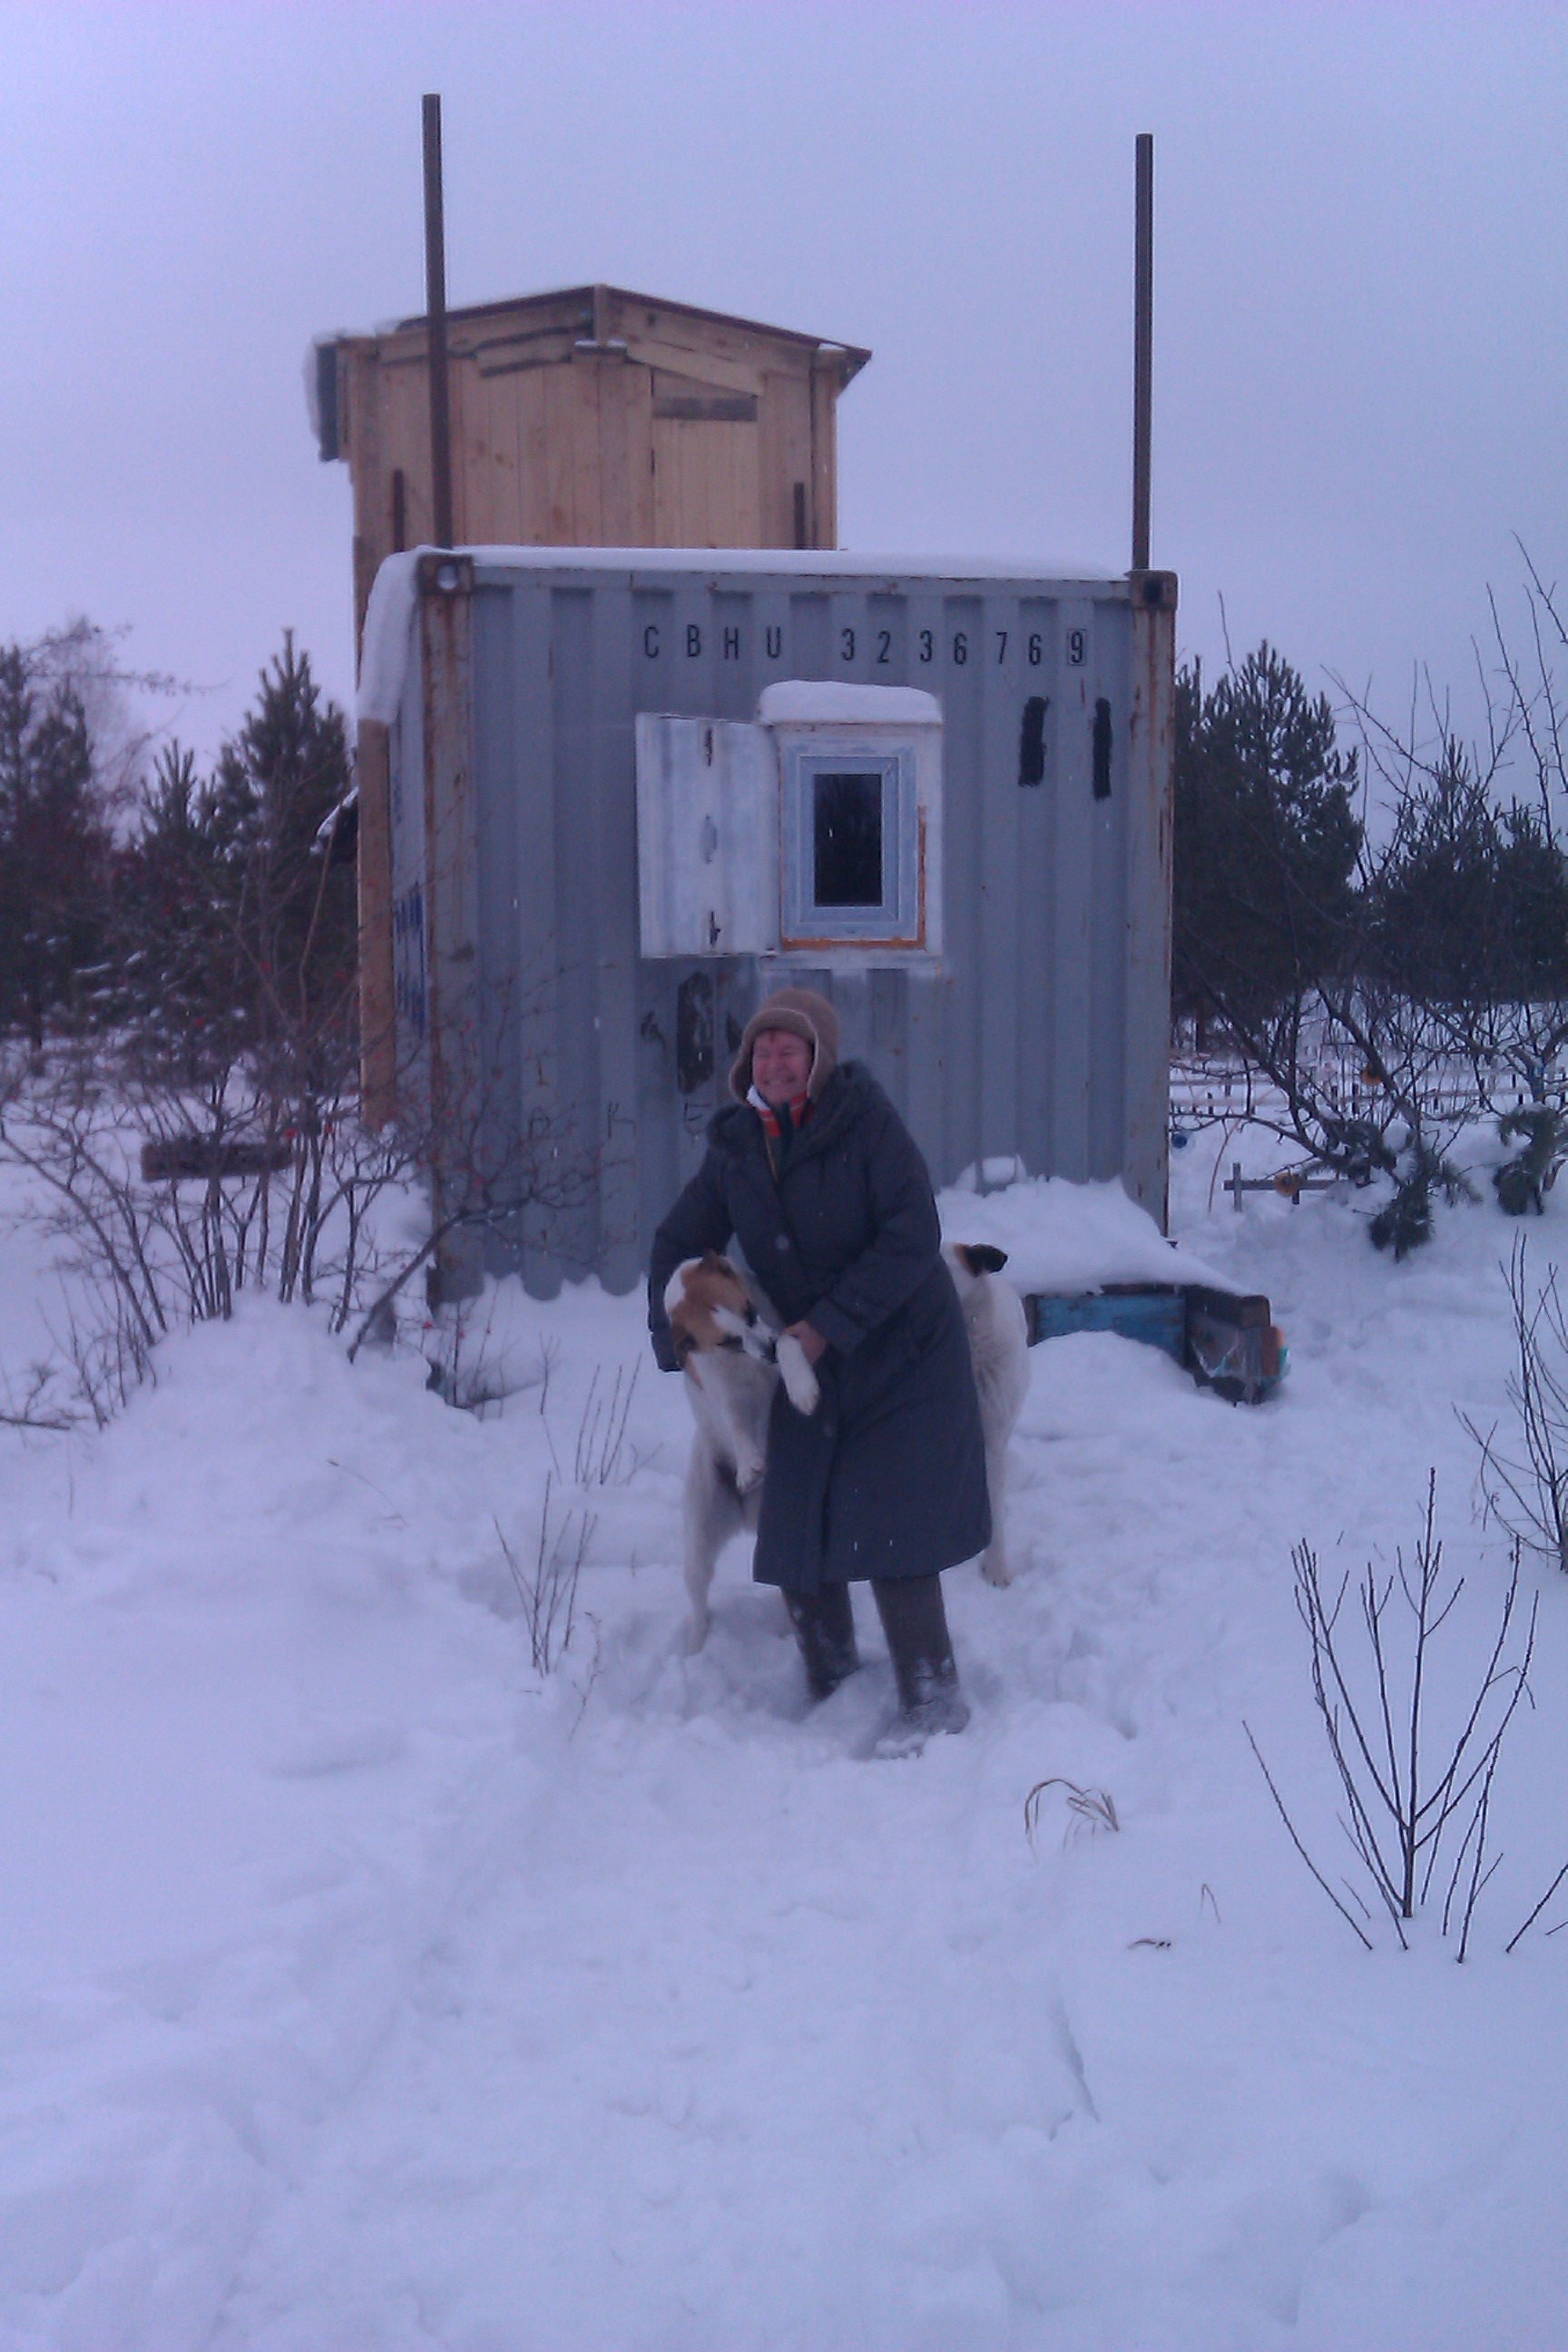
[1132,132,1153,573]
[422,93,455,551]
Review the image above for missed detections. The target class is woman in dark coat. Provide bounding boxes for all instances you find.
[648,986,991,1747]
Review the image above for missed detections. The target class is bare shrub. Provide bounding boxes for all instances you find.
[1,1045,415,1354]
[1248,1474,1537,1958]
[0,1005,593,1424]
[1463,1237,1568,1575]
[0,1357,74,1433]
[496,1475,593,1674]
[573,1360,646,1485]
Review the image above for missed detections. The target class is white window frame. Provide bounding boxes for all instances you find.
[779,746,922,948]
[634,685,942,965]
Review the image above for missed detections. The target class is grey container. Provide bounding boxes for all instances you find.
[365,549,1176,1298]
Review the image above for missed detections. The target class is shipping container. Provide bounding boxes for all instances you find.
[357,547,1176,1298]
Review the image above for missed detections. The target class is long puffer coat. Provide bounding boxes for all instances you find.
[648,1063,991,1593]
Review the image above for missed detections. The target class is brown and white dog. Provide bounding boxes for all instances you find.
[669,1243,1031,1650]
[664,1252,819,1653]
[943,1242,1031,1588]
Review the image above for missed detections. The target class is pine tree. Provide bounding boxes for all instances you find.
[1364,746,1504,1007]
[1172,645,1362,1040]
[216,631,357,1087]
[0,642,114,1049]
[1360,743,1568,1011]
[115,633,357,1089]
[1494,804,1568,1003]
[113,744,247,1082]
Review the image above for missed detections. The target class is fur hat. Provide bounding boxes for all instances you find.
[730,987,840,1102]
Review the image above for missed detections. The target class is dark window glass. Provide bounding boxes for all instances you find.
[813,771,884,906]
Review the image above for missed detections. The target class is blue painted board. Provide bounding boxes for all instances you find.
[1026,1288,1187,1361]
[1024,1283,1287,1405]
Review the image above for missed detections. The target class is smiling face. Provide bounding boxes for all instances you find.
[750,1026,813,1107]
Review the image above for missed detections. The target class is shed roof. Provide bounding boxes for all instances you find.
[368,282,872,382]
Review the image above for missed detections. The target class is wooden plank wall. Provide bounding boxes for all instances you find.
[759,368,815,547]
[338,295,847,649]
[652,415,762,545]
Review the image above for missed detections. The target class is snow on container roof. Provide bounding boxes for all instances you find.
[463,546,1122,584]
[358,547,1129,730]
[757,681,943,727]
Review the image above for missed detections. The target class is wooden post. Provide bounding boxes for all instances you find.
[422,93,455,550]
[1132,132,1153,573]
[808,353,838,548]
[357,720,396,1127]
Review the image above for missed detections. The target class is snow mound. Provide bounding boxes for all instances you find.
[938,1170,1241,1295]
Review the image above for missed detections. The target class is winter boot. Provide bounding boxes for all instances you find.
[784,1583,861,1702]
[870,1574,970,1756]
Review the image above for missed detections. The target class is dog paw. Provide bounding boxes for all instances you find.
[735,1455,766,1496]
[776,1334,820,1416]
[981,1552,1013,1588]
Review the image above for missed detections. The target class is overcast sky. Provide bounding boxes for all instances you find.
[2,2,1563,783]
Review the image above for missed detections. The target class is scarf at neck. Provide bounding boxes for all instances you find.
[748,1083,812,1171]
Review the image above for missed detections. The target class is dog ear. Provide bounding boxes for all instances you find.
[963,1243,1010,1276]
[664,1259,700,1318]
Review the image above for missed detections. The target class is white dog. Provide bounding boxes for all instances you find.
[664,1252,818,1653]
[944,1242,1031,1588]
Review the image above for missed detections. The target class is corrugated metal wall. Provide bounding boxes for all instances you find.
[385,555,1173,1298]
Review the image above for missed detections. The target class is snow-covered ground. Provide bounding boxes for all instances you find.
[3,1119,1567,2350]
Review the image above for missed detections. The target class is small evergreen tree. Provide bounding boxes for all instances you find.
[103,633,362,1313]
[1172,644,1363,1040]
[1362,746,1568,1011]
[115,633,357,1090]
[113,744,248,1083]
[1494,805,1568,1003]
[1494,1108,1563,1216]
[210,629,358,1088]
[0,643,114,1049]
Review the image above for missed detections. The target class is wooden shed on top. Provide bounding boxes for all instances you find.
[310,283,873,644]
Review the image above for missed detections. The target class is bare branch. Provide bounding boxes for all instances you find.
[1242,1721,1375,1952]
